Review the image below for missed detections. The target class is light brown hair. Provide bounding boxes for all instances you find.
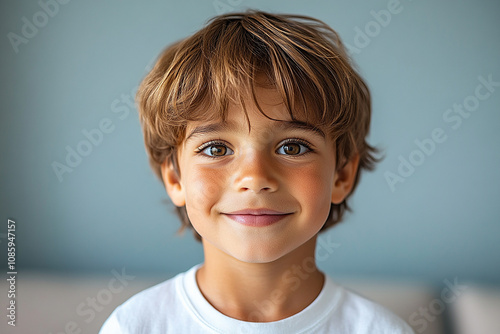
[136,9,381,241]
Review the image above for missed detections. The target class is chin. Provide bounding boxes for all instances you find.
[226,242,296,264]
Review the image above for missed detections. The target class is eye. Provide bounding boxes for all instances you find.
[196,140,234,158]
[277,139,313,156]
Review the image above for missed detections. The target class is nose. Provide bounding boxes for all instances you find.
[232,150,279,194]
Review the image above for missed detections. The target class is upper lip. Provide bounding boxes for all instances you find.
[223,208,292,215]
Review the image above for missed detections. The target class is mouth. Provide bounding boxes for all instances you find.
[222,209,293,227]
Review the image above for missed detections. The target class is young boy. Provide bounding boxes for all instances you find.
[100,9,415,333]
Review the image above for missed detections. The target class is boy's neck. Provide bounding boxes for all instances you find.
[195,236,325,322]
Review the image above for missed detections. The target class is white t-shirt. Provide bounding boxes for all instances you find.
[99,264,415,334]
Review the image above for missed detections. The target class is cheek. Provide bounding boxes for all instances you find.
[184,166,226,213]
[288,164,333,218]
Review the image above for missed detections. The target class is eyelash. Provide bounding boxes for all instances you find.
[194,138,315,159]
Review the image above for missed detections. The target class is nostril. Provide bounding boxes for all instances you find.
[241,186,271,193]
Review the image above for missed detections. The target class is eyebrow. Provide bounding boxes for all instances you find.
[185,120,326,143]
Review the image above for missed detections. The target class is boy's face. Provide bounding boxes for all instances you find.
[161,83,359,264]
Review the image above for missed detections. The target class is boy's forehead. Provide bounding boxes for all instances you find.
[183,115,327,145]
[184,103,294,136]
[184,86,291,129]
[181,80,326,141]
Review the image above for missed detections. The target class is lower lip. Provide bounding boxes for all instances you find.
[223,214,291,227]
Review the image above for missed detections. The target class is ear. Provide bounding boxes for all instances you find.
[331,153,360,204]
[160,158,186,207]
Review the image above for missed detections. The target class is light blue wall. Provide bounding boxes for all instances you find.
[1,0,499,285]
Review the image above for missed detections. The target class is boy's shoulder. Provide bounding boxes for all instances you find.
[333,283,415,333]
[99,264,199,334]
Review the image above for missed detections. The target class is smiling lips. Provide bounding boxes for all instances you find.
[222,209,293,227]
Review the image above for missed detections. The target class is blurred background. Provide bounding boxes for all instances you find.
[1,0,499,333]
